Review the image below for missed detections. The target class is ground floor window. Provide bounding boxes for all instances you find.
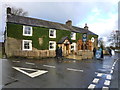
[22,40,32,51]
[49,41,56,50]
[71,43,76,51]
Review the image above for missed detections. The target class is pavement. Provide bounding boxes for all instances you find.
[0,52,119,89]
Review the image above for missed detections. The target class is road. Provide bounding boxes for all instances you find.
[1,53,119,89]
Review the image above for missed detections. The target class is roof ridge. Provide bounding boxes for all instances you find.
[7,14,98,36]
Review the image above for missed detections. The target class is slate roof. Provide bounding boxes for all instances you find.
[7,14,98,36]
[57,36,72,44]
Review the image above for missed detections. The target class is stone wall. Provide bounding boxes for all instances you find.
[5,37,56,58]
[5,37,22,57]
[13,50,56,58]
[77,50,93,59]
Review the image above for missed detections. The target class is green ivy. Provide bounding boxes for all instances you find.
[7,23,98,50]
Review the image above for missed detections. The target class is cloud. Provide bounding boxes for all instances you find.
[78,4,118,38]
[0,1,118,42]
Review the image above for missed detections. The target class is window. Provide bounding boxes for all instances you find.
[71,32,76,40]
[49,29,56,38]
[23,26,33,36]
[49,41,56,50]
[22,40,32,50]
[71,43,76,51]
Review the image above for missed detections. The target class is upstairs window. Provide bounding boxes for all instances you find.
[71,32,76,40]
[22,40,32,51]
[49,29,56,38]
[23,26,33,36]
[49,41,56,50]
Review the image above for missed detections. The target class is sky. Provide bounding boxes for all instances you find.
[0,0,119,44]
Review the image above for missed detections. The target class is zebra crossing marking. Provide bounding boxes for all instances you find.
[88,84,96,89]
[104,80,110,86]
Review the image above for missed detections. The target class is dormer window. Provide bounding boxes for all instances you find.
[49,29,56,38]
[23,26,33,36]
[71,32,76,40]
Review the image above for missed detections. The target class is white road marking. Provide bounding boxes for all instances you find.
[25,62,35,65]
[106,74,112,80]
[112,67,114,70]
[110,70,113,74]
[112,63,115,67]
[95,72,108,76]
[113,62,116,65]
[97,73,103,77]
[43,65,56,68]
[12,61,20,63]
[103,65,111,68]
[92,78,99,83]
[12,67,48,78]
[88,84,96,89]
[104,80,110,86]
[102,86,109,90]
[67,68,83,72]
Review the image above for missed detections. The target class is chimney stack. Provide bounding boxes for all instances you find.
[66,20,72,26]
[84,23,88,30]
[7,7,11,14]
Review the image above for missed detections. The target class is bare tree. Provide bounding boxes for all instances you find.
[108,30,120,49]
[98,38,105,50]
[11,7,28,16]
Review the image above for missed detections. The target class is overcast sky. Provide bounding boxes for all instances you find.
[0,0,119,42]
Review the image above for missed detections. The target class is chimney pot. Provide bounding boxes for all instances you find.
[66,20,72,26]
[7,7,11,14]
[84,23,88,30]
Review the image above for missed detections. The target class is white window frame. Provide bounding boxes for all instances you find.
[71,43,76,51]
[22,40,32,51]
[49,41,56,50]
[49,29,56,38]
[71,32,76,40]
[23,26,33,36]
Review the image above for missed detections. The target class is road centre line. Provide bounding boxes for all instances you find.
[43,65,56,68]
[12,61,20,63]
[25,62,35,65]
[67,68,83,72]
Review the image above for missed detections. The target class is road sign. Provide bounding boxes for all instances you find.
[91,37,95,42]
[95,50,101,59]
[82,33,87,42]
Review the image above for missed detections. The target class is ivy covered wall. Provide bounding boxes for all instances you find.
[7,23,98,50]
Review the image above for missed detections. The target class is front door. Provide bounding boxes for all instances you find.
[64,44,69,55]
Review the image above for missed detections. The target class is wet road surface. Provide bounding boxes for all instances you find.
[1,53,119,89]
